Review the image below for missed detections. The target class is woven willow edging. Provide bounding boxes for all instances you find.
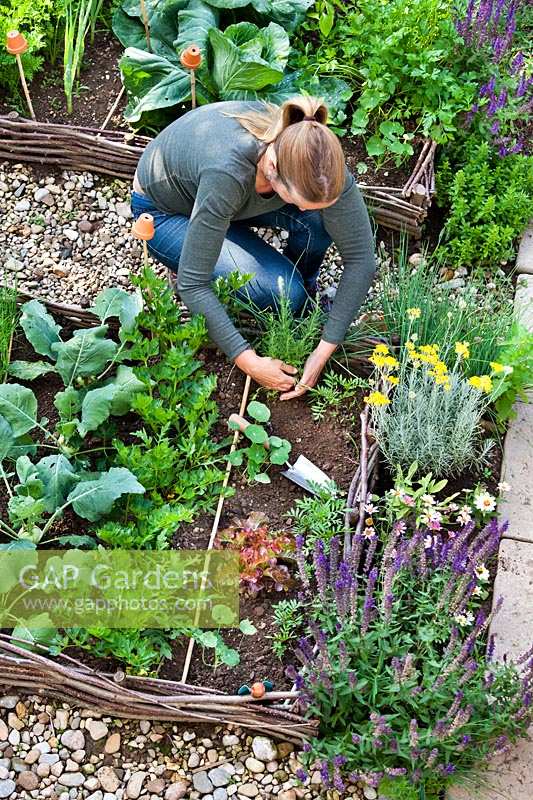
[0,112,435,237]
[0,637,317,743]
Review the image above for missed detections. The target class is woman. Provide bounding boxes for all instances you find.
[131,96,375,400]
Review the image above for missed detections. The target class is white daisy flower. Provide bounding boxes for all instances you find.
[474,492,496,514]
[497,481,511,493]
[475,564,490,583]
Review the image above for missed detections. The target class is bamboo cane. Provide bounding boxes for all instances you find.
[180,373,252,684]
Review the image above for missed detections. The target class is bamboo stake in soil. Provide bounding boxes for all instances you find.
[180,373,252,684]
[99,85,125,132]
[15,54,35,121]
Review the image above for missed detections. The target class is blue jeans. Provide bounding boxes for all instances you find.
[130,191,332,312]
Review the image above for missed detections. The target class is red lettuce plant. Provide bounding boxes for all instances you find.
[217,512,294,595]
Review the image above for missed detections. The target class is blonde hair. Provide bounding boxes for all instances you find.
[227,96,345,203]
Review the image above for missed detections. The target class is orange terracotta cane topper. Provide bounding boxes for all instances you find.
[250,681,266,699]
[132,213,155,241]
[180,45,202,70]
[6,30,28,55]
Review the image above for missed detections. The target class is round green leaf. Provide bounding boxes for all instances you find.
[247,401,271,423]
[239,618,257,635]
[244,424,268,445]
[254,472,271,484]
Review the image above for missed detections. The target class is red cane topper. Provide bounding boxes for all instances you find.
[132,213,155,241]
[6,30,29,56]
[250,681,266,699]
[180,45,202,70]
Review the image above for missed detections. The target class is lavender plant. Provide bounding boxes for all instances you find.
[289,522,533,799]
[456,0,532,154]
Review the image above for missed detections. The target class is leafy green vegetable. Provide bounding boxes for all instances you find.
[19,300,62,359]
[67,467,145,521]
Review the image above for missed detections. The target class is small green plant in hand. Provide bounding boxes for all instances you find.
[309,371,368,421]
[271,598,304,658]
[251,285,323,371]
[229,401,291,483]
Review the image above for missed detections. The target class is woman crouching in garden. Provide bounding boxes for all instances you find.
[131,96,376,399]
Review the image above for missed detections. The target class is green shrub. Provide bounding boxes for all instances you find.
[436,139,533,270]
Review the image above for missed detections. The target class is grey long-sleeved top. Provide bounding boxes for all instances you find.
[136,101,376,360]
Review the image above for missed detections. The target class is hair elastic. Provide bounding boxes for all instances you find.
[303,115,316,121]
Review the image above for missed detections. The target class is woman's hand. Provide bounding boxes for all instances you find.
[235,349,298,392]
[280,340,338,401]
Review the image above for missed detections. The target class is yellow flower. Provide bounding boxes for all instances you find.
[406,307,421,320]
[374,343,390,355]
[364,391,390,406]
[455,341,470,359]
[420,344,440,353]
[386,374,399,385]
[469,375,493,393]
[490,361,513,375]
[369,353,399,370]
[405,340,415,351]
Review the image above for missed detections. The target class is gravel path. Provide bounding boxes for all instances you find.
[0,694,372,800]
[0,163,343,309]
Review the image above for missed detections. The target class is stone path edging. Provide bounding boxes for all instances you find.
[448,224,533,800]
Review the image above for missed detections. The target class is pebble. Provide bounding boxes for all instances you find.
[60,730,85,751]
[0,723,7,742]
[86,720,108,741]
[126,770,147,798]
[363,788,378,800]
[34,187,50,202]
[17,772,39,791]
[0,698,18,710]
[64,228,79,242]
[208,767,231,787]
[237,784,258,798]
[251,737,277,763]
[164,783,189,800]
[58,772,85,787]
[0,779,16,798]
[244,757,264,774]
[97,766,121,792]
[193,771,213,794]
[104,733,121,754]
[13,199,30,212]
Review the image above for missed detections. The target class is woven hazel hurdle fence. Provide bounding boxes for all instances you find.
[0,113,436,237]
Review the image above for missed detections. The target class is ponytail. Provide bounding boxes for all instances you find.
[226,96,345,203]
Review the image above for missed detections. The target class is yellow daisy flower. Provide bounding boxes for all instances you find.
[364,391,390,406]
[386,375,399,385]
[469,375,493,393]
[455,341,470,359]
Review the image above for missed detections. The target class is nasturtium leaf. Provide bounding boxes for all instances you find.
[20,300,62,359]
[52,326,117,385]
[254,472,271,483]
[269,435,283,447]
[8,361,56,381]
[269,447,290,465]
[365,135,386,157]
[212,604,237,625]
[220,645,240,666]
[244,424,268,445]
[247,400,270,423]
[34,455,79,514]
[197,631,218,648]
[239,618,257,635]
[228,450,244,466]
[0,384,38,437]
[67,467,145,521]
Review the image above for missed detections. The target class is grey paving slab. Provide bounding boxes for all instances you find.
[514,274,533,332]
[517,221,533,275]
[500,401,533,542]
[447,736,533,800]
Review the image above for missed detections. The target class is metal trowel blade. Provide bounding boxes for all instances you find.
[281,454,331,495]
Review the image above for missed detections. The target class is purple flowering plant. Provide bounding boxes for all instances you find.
[289,516,533,799]
[455,0,532,154]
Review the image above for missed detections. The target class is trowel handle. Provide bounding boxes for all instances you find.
[228,414,270,449]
